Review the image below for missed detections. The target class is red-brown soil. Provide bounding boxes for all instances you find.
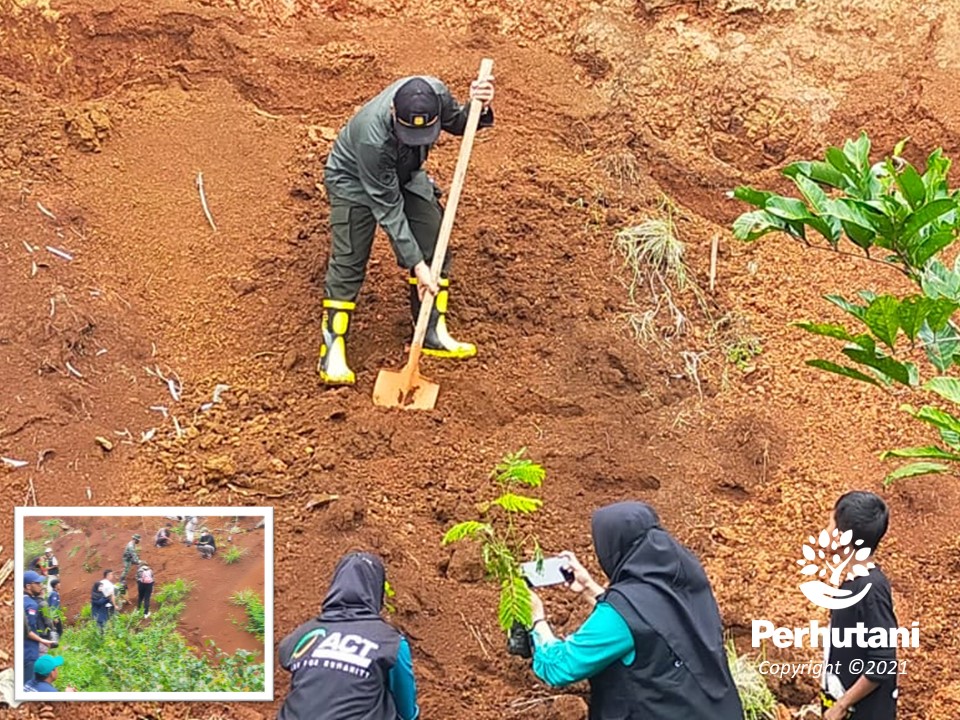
[2,0,960,718]
[25,515,266,658]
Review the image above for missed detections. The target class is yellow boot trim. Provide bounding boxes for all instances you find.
[421,315,477,359]
[319,336,355,385]
[323,299,356,311]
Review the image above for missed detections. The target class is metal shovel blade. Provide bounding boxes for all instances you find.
[372,366,440,410]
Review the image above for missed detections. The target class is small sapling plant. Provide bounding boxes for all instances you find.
[441,449,546,652]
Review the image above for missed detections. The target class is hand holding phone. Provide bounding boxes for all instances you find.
[520,556,575,587]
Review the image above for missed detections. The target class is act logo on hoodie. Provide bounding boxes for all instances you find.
[289,626,381,676]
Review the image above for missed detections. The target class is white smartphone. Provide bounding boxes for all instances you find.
[520,556,571,587]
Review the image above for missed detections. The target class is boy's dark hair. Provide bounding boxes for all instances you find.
[50,578,59,588]
[834,491,889,550]
[102,569,113,578]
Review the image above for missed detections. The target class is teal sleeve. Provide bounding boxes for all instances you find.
[531,602,635,688]
[388,636,420,720]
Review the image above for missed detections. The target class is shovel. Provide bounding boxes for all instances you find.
[373,57,494,410]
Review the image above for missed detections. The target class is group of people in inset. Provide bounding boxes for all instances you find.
[279,492,898,720]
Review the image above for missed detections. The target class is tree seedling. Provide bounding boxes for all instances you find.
[442,448,546,653]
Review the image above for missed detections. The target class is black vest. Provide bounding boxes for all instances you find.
[589,599,744,720]
[278,617,401,720]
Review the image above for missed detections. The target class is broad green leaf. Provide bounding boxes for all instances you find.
[441,521,493,545]
[791,174,842,243]
[893,162,926,210]
[922,258,960,302]
[883,461,951,486]
[923,376,960,405]
[898,296,932,341]
[826,146,862,188]
[805,359,881,387]
[841,220,876,251]
[892,136,911,158]
[901,198,959,244]
[824,294,866,320]
[826,198,883,234]
[911,230,955,268]
[940,427,960,450]
[732,210,786,242]
[764,195,815,222]
[925,302,958,332]
[732,186,777,209]
[792,322,856,342]
[880,445,960,461]
[782,160,847,189]
[902,403,960,435]
[841,347,916,386]
[491,492,543,514]
[843,132,871,176]
[921,320,959,371]
[922,148,951,199]
[863,295,901,349]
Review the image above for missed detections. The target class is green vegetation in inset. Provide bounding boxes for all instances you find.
[230,590,265,640]
[222,545,246,565]
[68,544,82,559]
[23,538,45,570]
[732,133,960,484]
[442,448,546,633]
[55,579,263,692]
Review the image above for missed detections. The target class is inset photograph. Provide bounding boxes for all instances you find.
[15,507,273,701]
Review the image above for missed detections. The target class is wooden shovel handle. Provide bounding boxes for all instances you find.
[407,58,495,370]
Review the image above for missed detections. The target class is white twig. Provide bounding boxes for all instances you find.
[196,172,218,232]
[36,201,57,221]
[1,457,29,469]
[22,241,34,253]
[65,361,84,379]
[709,235,719,292]
[45,246,73,261]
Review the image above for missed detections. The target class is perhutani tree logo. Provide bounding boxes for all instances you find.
[797,528,874,610]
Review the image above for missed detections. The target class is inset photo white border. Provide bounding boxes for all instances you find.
[14,506,274,702]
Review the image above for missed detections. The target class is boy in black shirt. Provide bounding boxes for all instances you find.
[822,491,898,719]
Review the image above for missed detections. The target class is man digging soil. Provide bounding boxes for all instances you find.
[317,70,495,385]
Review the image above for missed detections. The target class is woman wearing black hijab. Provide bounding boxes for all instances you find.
[278,552,420,720]
[528,502,743,719]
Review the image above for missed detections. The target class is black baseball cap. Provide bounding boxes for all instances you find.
[393,78,441,146]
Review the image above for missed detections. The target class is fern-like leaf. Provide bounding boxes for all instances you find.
[491,493,543,514]
[442,521,493,545]
[497,575,533,631]
[493,448,546,487]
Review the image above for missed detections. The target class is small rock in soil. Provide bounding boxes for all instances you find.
[94,436,113,451]
[281,349,301,370]
[229,276,258,295]
[204,454,238,478]
[446,543,485,583]
[331,496,365,530]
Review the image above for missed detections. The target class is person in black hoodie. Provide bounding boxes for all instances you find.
[278,552,420,720]
[528,501,743,720]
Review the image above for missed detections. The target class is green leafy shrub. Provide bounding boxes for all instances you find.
[732,133,960,483]
[54,579,263,692]
[442,449,546,633]
[230,589,265,639]
[23,538,45,570]
[727,641,777,720]
[222,545,246,565]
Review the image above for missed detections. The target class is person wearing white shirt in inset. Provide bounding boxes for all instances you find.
[184,516,200,546]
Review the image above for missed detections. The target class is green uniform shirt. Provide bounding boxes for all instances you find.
[323,76,494,269]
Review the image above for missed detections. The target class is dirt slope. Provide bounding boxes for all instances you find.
[3,0,960,718]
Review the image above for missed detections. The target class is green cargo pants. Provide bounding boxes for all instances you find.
[324,190,450,301]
